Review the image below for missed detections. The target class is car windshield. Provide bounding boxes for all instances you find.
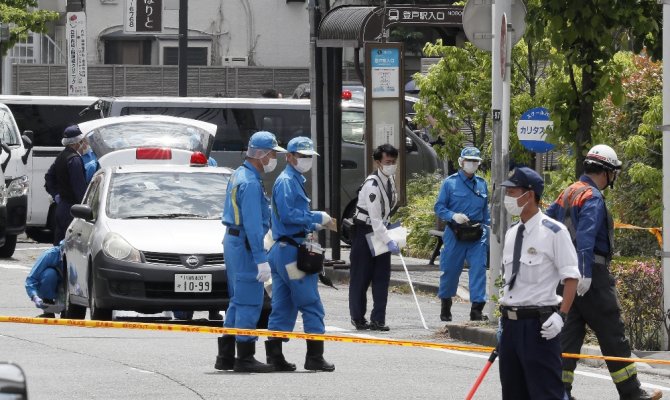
[87,121,212,157]
[106,171,229,219]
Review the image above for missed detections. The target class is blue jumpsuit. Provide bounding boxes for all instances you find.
[221,161,271,343]
[81,150,99,183]
[268,165,325,334]
[434,170,490,302]
[25,246,62,301]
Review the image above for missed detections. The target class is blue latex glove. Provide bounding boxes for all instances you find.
[32,295,45,309]
[387,240,400,255]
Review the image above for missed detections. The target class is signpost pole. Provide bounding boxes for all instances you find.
[178,0,188,97]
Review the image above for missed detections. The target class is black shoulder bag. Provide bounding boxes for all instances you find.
[278,236,324,274]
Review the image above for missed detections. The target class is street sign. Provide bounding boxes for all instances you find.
[66,12,88,96]
[125,0,163,33]
[370,47,400,98]
[462,0,526,52]
[517,107,555,153]
[384,5,463,28]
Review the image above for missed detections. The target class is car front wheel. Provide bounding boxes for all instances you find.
[88,271,113,321]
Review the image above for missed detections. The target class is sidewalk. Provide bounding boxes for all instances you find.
[323,247,670,377]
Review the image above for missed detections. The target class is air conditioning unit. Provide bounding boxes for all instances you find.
[223,56,249,67]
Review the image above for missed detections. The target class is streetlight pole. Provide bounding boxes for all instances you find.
[661,0,670,350]
[178,0,188,97]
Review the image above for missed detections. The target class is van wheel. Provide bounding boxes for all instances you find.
[339,200,357,245]
[88,271,112,321]
[0,235,17,258]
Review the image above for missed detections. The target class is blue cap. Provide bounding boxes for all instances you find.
[287,136,319,156]
[248,131,286,152]
[460,146,482,161]
[501,167,544,197]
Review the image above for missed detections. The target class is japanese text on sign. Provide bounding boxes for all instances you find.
[66,12,88,96]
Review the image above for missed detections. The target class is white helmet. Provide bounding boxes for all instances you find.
[584,144,622,171]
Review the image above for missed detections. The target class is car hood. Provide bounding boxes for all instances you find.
[104,219,225,254]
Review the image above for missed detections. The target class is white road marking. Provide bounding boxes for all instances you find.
[0,264,30,270]
[15,247,51,251]
[129,367,155,374]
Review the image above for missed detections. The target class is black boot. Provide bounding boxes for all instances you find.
[233,341,275,373]
[264,339,296,372]
[470,302,486,321]
[304,340,335,372]
[440,298,452,322]
[214,335,236,370]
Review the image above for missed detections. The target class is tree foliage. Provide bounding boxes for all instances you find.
[0,0,59,55]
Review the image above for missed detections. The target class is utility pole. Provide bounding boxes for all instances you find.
[178,0,188,97]
[661,0,670,350]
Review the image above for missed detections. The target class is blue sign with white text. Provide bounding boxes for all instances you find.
[517,107,555,153]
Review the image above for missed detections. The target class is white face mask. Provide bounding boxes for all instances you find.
[380,164,397,176]
[294,157,313,173]
[463,161,479,174]
[263,157,277,173]
[503,192,529,216]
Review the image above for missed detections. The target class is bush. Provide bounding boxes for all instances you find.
[610,257,664,350]
[395,172,444,258]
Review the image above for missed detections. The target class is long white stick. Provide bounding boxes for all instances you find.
[399,253,429,330]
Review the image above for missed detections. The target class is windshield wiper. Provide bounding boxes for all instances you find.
[123,213,210,219]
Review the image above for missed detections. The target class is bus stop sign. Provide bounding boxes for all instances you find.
[517,107,555,153]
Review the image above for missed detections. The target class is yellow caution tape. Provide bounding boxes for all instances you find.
[614,222,663,248]
[3,315,670,366]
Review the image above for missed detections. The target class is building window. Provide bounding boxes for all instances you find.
[104,40,152,65]
[163,47,208,66]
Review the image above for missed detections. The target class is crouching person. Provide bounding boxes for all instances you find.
[25,244,63,318]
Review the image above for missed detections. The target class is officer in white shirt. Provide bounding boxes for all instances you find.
[498,167,580,400]
[349,144,399,331]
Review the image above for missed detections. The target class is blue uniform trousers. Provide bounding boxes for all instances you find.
[349,224,392,324]
[267,242,325,334]
[36,268,60,300]
[223,234,264,343]
[499,317,568,400]
[438,227,487,302]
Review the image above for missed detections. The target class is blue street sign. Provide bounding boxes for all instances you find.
[517,107,555,153]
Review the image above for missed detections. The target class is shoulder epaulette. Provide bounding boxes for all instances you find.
[542,218,562,233]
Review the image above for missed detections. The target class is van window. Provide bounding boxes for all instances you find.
[7,104,101,147]
[120,106,311,151]
[0,108,20,145]
[342,111,364,143]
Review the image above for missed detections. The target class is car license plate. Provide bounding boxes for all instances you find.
[175,274,212,293]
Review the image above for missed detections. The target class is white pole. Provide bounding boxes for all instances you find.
[661,0,670,350]
[399,253,429,330]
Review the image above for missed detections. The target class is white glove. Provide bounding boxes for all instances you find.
[540,312,564,340]
[452,213,469,224]
[256,262,271,283]
[318,211,332,225]
[577,277,592,296]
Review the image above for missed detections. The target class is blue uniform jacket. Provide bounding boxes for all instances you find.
[221,161,271,265]
[545,175,610,279]
[434,170,490,225]
[25,246,61,299]
[271,165,321,241]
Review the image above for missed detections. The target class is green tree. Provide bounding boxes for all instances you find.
[0,1,59,55]
[528,0,662,178]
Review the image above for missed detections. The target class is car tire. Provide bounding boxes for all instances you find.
[62,267,86,319]
[0,235,18,258]
[88,270,113,321]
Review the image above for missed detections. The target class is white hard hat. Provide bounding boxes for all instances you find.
[585,144,622,170]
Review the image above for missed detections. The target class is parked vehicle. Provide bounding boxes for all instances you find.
[0,103,33,256]
[0,95,102,243]
[97,96,440,234]
[62,116,236,320]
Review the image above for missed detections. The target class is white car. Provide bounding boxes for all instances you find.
[62,116,235,320]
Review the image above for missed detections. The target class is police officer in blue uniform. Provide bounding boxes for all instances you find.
[349,144,399,331]
[44,125,92,245]
[265,136,335,372]
[214,131,285,373]
[25,244,63,318]
[498,167,580,400]
[434,146,490,321]
[546,145,661,400]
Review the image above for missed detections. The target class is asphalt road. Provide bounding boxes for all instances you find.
[2,235,670,399]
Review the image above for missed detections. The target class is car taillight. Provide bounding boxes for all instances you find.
[190,151,208,166]
[136,148,172,160]
[342,90,352,100]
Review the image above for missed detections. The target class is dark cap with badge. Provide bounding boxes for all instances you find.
[501,167,544,197]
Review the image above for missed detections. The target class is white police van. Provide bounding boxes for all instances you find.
[0,95,101,243]
[0,103,32,256]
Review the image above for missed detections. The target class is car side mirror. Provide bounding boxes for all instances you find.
[71,204,94,221]
[405,136,418,153]
[0,362,28,399]
[21,133,33,165]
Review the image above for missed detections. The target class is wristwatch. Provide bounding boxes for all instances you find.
[558,311,568,322]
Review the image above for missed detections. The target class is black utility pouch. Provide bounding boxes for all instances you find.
[449,222,483,242]
[296,244,325,274]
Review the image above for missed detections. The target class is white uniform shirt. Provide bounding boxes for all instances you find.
[500,210,580,307]
[354,170,397,244]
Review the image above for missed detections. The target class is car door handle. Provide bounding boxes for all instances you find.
[341,160,357,169]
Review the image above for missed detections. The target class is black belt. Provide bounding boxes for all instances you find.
[226,227,251,250]
[500,305,558,320]
[277,234,307,248]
